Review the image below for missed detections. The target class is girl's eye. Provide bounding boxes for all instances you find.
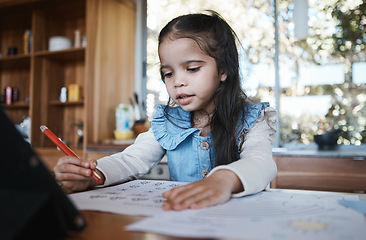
[187,67,200,73]
[163,72,173,78]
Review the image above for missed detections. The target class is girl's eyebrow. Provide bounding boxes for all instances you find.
[185,60,205,65]
[160,65,170,71]
[160,60,205,70]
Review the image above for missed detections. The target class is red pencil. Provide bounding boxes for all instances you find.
[40,125,103,185]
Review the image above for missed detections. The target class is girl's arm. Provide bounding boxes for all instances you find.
[162,107,277,210]
[209,106,277,197]
[54,129,165,192]
[95,128,166,186]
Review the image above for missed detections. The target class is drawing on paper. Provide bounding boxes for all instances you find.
[69,180,187,216]
[85,180,182,204]
[290,220,328,231]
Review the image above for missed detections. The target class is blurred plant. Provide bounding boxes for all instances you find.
[332,0,366,61]
[321,83,366,145]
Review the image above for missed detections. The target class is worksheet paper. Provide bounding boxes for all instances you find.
[69,180,187,216]
[69,180,366,240]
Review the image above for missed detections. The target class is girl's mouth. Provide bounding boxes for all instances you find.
[176,94,194,105]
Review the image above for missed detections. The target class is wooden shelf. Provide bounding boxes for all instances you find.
[0,48,85,65]
[49,100,84,106]
[34,47,85,61]
[0,102,30,108]
[0,55,31,68]
[1,0,136,159]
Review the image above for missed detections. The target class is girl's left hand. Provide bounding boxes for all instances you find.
[162,169,243,211]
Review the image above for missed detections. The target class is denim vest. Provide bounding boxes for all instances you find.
[151,102,270,182]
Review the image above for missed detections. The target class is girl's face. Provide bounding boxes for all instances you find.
[159,37,227,115]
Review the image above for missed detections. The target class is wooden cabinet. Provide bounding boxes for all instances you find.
[0,0,135,159]
[271,156,366,193]
[0,3,32,125]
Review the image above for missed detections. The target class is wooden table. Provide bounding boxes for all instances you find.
[67,211,202,240]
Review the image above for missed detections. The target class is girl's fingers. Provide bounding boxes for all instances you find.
[55,171,91,181]
[189,194,224,209]
[162,173,235,211]
[54,157,97,192]
[55,161,92,176]
[163,183,213,210]
[57,156,95,169]
[88,159,98,170]
[54,156,96,185]
[165,189,214,211]
[163,183,196,202]
[57,156,82,165]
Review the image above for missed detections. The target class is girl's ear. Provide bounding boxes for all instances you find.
[220,71,227,82]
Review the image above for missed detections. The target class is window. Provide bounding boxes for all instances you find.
[146,0,366,146]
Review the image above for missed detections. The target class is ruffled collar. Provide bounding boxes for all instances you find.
[151,102,269,150]
[151,105,200,150]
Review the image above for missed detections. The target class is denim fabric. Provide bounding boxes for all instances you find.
[151,102,270,182]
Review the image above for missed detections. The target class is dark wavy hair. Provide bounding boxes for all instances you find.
[158,11,248,166]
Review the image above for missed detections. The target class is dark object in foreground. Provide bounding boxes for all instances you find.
[314,129,341,150]
[0,107,86,240]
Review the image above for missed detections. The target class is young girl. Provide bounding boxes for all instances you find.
[54,11,277,211]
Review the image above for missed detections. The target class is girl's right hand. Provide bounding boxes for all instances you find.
[54,156,100,192]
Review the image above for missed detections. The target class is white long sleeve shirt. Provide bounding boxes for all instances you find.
[96,104,277,197]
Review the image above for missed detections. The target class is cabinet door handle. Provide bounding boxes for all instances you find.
[352,157,365,161]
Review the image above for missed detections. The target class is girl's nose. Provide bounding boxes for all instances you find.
[175,82,186,88]
[174,75,187,88]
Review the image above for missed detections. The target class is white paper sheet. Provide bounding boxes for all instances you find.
[126,188,366,240]
[68,180,186,216]
[69,180,366,240]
